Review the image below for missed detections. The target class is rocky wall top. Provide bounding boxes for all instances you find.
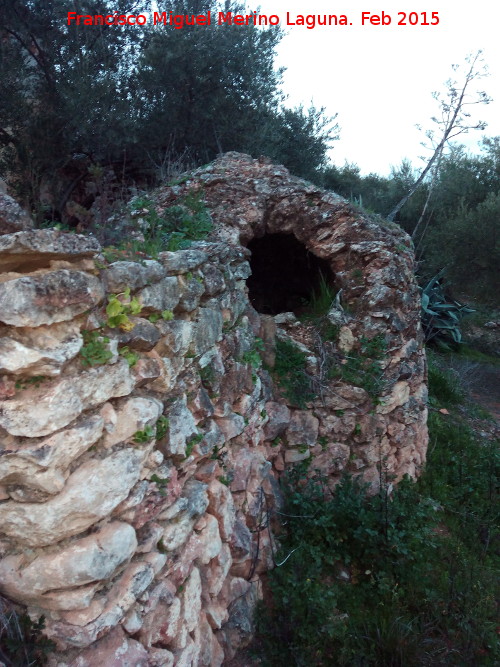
[154,153,428,486]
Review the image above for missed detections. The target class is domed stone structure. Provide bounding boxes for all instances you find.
[155,152,428,488]
[0,153,427,663]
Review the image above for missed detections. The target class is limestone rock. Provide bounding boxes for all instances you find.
[0,414,104,495]
[114,318,160,351]
[181,566,202,632]
[101,260,165,293]
[65,627,149,667]
[131,356,162,386]
[195,514,223,565]
[147,648,175,666]
[205,603,229,630]
[263,401,290,440]
[0,448,143,546]
[207,479,236,540]
[310,442,350,474]
[338,325,355,352]
[196,612,224,667]
[101,396,163,447]
[284,448,311,463]
[377,380,411,414]
[217,584,259,660]
[0,358,134,437]
[191,308,223,356]
[147,356,179,393]
[173,636,199,666]
[229,516,252,561]
[202,543,232,598]
[137,276,180,312]
[44,561,154,648]
[0,270,104,327]
[163,395,198,457]
[0,193,33,235]
[203,264,226,296]
[158,248,209,274]
[155,319,193,356]
[161,480,208,551]
[0,522,136,608]
[323,384,370,410]
[229,449,271,495]
[196,419,224,456]
[286,410,319,447]
[0,327,83,376]
[177,274,205,312]
[215,412,245,440]
[0,229,99,272]
[137,582,179,647]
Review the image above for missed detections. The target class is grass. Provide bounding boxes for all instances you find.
[426,351,464,407]
[454,345,500,366]
[272,338,316,408]
[255,347,500,666]
[301,273,337,320]
[328,335,387,400]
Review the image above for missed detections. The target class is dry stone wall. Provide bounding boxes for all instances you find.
[0,154,427,666]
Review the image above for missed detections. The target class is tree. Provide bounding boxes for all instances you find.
[0,0,146,211]
[1,0,337,218]
[135,2,338,180]
[386,51,492,229]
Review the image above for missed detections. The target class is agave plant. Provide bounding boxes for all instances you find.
[421,270,475,345]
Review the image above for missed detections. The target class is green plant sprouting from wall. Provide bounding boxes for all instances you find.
[133,425,155,443]
[0,603,55,666]
[329,334,387,400]
[106,288,142,330]
[240,337,264,368]
[272,338,316,408]
[125,190,213,257]
[79,330,113,367]
[185,433,204,458]
[14,375,47,391]
[155,416,170,441]
[301,272,337,320]
[118,346,139,367]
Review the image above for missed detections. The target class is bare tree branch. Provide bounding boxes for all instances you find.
[386,51,492,223]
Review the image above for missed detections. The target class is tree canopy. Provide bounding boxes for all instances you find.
[0,0,337,217]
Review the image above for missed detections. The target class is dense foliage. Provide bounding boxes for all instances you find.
[321,140,499,303]
[0,0,337,219]
[256,355,499,665]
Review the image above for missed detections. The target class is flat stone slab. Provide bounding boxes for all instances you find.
[0,270,104,327]
[0,229,100,271]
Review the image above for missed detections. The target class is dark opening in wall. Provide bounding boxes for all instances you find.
[246,233,334,315]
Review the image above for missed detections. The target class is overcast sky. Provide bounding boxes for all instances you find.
[260,0,500,175]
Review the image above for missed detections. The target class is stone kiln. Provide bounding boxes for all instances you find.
[0,153,427,665]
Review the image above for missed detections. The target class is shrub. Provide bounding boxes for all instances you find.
[421,271,474,346]
[0,600,55,666]
[126,191,212,256]
[256,389,500,666]
[427,351,464,406]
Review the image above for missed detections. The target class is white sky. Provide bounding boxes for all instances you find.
[259,0,500,175]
